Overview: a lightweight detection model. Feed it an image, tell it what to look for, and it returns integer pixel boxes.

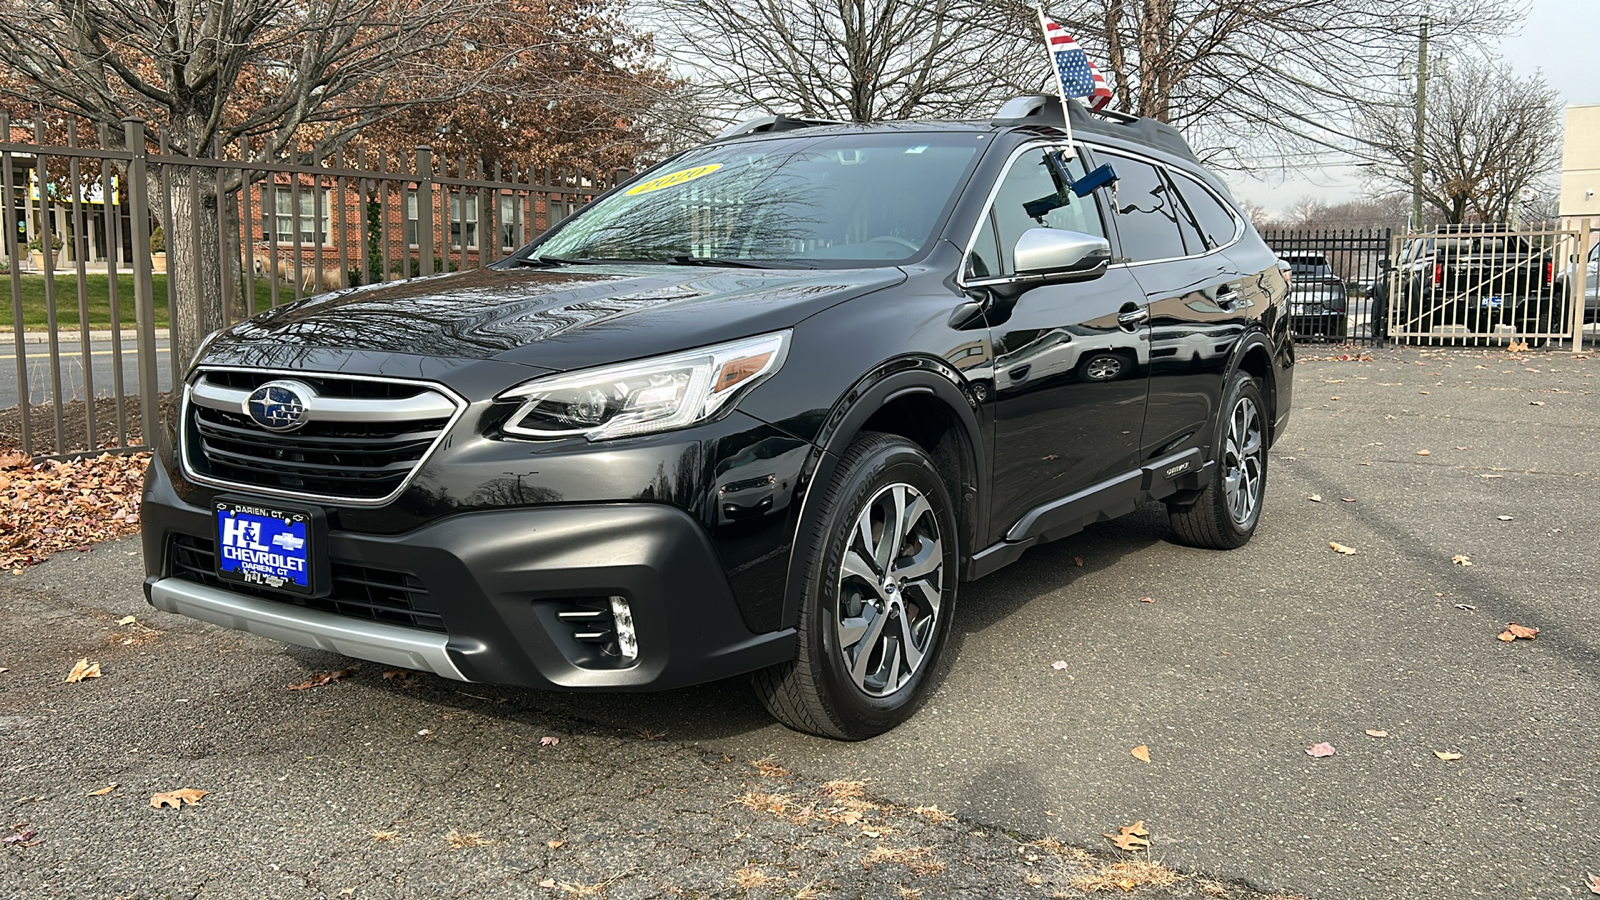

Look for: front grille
[168,535,445,633]
[183,370,459,502]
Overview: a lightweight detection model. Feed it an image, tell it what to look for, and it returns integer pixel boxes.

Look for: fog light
[609,595,638,662]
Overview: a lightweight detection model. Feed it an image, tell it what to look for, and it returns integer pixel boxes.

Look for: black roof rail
[713,114,847,142]
[990,94,1197,163]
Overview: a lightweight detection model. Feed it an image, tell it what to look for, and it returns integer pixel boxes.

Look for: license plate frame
[213,497,329,597]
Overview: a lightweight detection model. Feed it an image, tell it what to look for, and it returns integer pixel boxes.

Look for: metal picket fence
[1260,228,1392,344]
[2,115,619,458]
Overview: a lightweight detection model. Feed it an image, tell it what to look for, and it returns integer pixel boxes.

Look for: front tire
[1168,372,1268,550]
[754,433,958,740]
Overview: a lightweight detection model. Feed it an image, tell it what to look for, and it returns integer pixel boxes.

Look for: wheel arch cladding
[1233,340,1277,443]
[779,360,985,629]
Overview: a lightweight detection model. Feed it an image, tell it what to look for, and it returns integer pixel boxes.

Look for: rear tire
[754,433,958,740]
[1169,371,1268,550]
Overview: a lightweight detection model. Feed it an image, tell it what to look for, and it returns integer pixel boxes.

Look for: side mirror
[1376,257,1391,272]
[1013,228,1111,280]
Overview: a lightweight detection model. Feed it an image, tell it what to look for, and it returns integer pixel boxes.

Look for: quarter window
[1173,174,1241,249]
[1101,155,1185,262]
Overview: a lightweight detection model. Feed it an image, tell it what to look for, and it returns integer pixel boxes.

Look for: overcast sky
[1225,0,1599,215]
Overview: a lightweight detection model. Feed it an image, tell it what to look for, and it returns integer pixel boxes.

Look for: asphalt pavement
[0,336,172,408]
[2,344,1597,899]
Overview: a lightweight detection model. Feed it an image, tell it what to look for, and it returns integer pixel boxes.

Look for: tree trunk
[156,163,226,368]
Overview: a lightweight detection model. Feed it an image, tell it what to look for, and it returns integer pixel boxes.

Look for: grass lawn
[5,273,283,331]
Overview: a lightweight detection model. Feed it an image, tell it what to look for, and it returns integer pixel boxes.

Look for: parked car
[1550,238,1600,328]
[1393,226,1553,334]
[1280,252,1348,340]
[141,95,1294,740]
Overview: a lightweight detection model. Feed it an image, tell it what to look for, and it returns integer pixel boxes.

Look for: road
[2,346,1596,898]
[0,336,172,408]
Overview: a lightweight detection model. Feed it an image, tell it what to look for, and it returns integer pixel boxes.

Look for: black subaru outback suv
[142,96,1293,740]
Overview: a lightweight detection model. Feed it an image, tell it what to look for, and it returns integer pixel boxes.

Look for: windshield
[527,132,983,266]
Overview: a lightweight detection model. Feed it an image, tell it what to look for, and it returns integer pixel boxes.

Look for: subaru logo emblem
[245,380,312,432]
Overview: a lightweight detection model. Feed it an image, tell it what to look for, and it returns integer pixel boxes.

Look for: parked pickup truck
[1393,226,1554,334]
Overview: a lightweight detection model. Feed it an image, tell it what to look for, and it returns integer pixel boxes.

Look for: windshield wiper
[667,255,803,269]
[514,254,593,267]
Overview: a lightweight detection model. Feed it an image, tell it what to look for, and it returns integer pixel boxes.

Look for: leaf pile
[1,451,148,574]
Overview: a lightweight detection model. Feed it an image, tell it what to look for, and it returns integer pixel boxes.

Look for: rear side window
[1173,173,1241,249]
[1101,154,1186,262]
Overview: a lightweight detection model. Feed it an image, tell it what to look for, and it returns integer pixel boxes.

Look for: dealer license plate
[214,500,318,595]
[1480,295,1503,308]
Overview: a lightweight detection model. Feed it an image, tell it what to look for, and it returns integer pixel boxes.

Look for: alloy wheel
[836,483,944,698]
[1222,395,1264,526]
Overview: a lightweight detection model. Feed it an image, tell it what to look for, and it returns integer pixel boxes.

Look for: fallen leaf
[2,829,36,845]
[1497,623,1539,642]
[1073,556,1084,567]
[1306,742,1336,758]
[381,668,414,680]
[1329,542,1357,555]
[1529,401,1545,406]
[1131,745,1150,763]
[1365,730,1388,738]
[64,659,101,682]
[1496,515,1513,521]
[1452,555,1473,567]
[286,668,354,691]
[547,840,565,849]
[539,736,560,746]
[1455,603,1476,610]
[1308,494,1323,502]
[1416,449,1431,456]
[1585,872,1600,895]
[417,729,434,737]
[1050,660,1069,671]
[1138,596,1154,604]
[539,879,557,889]
[1341,497,1356,502]
[116,615,136,626]
[150,788,208,808]
[1508,340,1529,352]
[1432,750,1463,761]
[86,784,118,797]
[1103,821,1150,852]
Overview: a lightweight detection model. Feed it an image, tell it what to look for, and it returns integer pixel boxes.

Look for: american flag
[1042,16,1112,111]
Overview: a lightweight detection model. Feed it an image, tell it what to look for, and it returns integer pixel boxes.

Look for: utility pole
[1411,16,1429,229]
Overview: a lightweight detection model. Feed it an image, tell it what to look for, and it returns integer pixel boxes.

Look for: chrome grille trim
[179,365,469,507]
[190,377,458,422]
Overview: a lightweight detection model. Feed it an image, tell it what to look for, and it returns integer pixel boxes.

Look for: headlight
[497,331,789,441]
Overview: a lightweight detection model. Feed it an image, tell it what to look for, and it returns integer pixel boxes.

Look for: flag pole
[1036,3,1076,154]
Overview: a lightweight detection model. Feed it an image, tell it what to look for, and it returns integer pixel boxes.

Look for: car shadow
[317,503,1175,744]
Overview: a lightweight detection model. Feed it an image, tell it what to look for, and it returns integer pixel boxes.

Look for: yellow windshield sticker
[625,164,722,196]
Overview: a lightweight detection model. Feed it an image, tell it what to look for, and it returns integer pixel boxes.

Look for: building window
[262,187,330,244]
[499,195,520,250]
[450,194,478,250]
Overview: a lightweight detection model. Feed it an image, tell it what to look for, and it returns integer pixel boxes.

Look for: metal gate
[2,116,617,458]
[1261,228,1392,344]
[1384,222,1592,349]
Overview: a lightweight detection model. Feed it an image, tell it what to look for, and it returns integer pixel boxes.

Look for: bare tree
[0,0,500,362]
[1361,55,1562,224]
[640,0,1042,124]
[1048,0,1520,169]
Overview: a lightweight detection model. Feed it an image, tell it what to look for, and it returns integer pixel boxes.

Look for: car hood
[206,264,905,374]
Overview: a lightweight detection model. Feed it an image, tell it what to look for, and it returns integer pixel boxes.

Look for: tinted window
[1174,174,1240,248]
[1102,155,1186,262]
[979,148,1107,277]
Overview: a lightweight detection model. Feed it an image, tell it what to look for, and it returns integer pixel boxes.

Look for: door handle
[1215,286,1238,309]
[1117,306,1149,329]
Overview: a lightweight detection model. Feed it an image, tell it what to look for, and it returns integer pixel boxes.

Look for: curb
[1,329,171,345]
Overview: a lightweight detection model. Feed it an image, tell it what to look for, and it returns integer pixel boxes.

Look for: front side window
[529,132,982,265]
[1101,155,1186,263]
[969,147,1107,278]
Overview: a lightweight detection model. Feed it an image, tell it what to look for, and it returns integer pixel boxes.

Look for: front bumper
[141,461,796,691]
